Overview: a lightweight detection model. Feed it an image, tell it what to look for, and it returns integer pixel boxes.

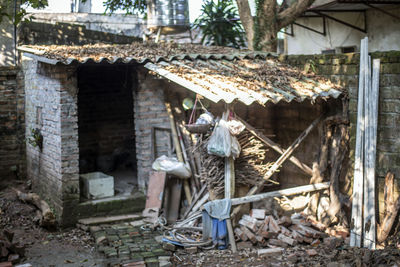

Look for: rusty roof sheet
[18,43,343,105]
[145,58,342,105]
[18,43,252,65]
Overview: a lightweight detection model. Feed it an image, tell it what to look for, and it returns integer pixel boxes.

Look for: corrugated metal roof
[18,43,342,106]
[17,43,255,65]
[308,0,400,11]
[144,58,342,105]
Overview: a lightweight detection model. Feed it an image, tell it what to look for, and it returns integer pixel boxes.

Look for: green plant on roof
[192,0,246,49]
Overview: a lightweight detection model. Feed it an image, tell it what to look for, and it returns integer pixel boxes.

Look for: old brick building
[12,43,400,226]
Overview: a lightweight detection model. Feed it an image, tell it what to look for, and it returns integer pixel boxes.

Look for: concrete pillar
[78,0,91,13]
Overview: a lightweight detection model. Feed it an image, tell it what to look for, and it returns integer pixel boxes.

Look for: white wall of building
[286,5,400,54]
[0,16,15,66]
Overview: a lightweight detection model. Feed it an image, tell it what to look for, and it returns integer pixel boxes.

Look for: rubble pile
[0,230,25,265]
[234,210,349,249]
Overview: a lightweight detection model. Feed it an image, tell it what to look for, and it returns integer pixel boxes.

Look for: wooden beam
[263,115,322,180]
[236,115,313,176]
[350,37,367,247]
[231,182,330,205]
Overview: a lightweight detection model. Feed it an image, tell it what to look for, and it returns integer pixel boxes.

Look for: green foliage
[0,0,47,24]
[102,0,147,15]
[28,128,43,150]
[192,0,245,49]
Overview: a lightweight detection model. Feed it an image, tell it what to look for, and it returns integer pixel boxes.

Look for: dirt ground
[0,182,105,267]
[1,181,400,267]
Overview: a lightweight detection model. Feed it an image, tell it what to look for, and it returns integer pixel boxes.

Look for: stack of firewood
[0,230,25,264]
[234,209,348,248]
[199,130,275,199]
[236,130,274,186]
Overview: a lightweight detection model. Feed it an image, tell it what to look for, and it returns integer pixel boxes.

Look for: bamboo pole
[165,102,192,205]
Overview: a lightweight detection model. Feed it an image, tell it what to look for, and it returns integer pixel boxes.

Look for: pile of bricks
[234,209,348,249]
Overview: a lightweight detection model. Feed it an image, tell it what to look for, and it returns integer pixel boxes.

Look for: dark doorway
[77,65,137,199]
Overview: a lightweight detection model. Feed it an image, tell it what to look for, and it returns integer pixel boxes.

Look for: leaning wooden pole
[231,115,322,219]
[231,182,330,206]
[165,102,192,205]
[236,116,313,176]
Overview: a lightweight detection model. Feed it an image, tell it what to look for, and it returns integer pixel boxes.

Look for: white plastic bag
[227,119,245,136]
[152,155,191,179]
[207,112,241,158]
[207,119,232,157]
[231,136,241,159]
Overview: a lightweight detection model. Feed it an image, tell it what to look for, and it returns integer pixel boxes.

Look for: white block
[80,172,114,199]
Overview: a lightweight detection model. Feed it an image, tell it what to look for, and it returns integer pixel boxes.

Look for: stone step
[78,214,143,225]
[77,192,146,220]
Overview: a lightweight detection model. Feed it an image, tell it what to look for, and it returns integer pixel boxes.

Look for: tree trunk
[255,0,277,52]
[236,0,316,52]
[14,189,56,228]
[236,0,255,50]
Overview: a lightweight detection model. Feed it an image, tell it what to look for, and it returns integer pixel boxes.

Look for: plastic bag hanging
[207,111,241,158]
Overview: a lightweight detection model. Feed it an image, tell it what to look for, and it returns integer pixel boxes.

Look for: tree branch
[277,0,316,29]
[235,0,255,50]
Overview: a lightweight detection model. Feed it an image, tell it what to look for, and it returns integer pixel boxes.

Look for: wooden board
[363,58,380,249]
[145,171,167,211]
[350,37,367,248]
[164,176,182,224]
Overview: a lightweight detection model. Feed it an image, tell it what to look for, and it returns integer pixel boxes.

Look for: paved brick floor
[89,222,172,267]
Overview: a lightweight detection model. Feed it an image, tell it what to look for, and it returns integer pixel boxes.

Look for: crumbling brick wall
[22,57,79,225]
[19,21,141,46]
[0,66,25,182]
[284,51,400,220]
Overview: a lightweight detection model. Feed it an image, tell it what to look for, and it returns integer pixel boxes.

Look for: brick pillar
[134,68,170,192]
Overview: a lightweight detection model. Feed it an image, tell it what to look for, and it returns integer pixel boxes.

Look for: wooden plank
[145,171,167,211]
[164,177,182,224]
[363,58,380,249]
[231,182,330,206]
[236,115,313,176]
[350,37,367,248]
